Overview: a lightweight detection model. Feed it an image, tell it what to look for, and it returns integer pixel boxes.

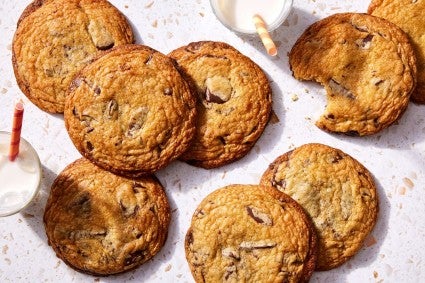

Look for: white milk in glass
[0,131,41,216]
[210,0,293,34]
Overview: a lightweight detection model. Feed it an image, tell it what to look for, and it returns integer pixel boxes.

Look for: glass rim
[209,0,294,35]
[0,131,42,217]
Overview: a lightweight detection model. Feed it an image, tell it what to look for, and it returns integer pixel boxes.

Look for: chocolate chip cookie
[261,143,378,270]
[169,41,272,168]
[64,44,197,177]
[12,0,134,113]
[44,158,170,275]
[289,13,416,136]
[185,184,317,282]
[368,0,425,103]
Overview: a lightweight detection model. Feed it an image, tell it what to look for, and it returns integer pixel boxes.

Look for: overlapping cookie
[169,41,272,168]
[12,0,134,113]
[261,143,378,270]
[185,184,317,282]
[64,44,197,177]
[368,0,425,103]
[44,158,170,275]
[289,13,417,136]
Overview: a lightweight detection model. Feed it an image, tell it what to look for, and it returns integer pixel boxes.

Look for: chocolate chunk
[163,87,173,96]
[105,99,119,120]
[328,79,355,99]
[124,249,146,266]
[205,88,226,104]
[240,240,276,250]
[246,206,273,226]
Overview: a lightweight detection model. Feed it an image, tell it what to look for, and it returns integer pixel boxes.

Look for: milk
[210,0,293,34]
[0,131,41,216]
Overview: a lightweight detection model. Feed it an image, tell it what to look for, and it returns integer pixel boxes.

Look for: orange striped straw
[8,100,24,161]
[253,14,277,56]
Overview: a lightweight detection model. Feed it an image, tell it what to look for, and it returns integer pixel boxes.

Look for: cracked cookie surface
[261,143,378,270]
[289,13,416,136]
[368,0,425,103]
[12,0,134,113]
[64,44,197,177]
[43,158,170,275]
[185,184,317,283]
[169,41,272,168]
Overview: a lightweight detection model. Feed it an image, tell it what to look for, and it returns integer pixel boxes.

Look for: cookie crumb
[2,245,8,254]
[1,88,7,94]
[152,20,158,28]
[145,1,154,8]
[124,5,128,8]
[398,186,406,195]
[403,177,414,188]
[291,94,299,101]
[199,12,205,17]
[164,264,172,272]
[23,213,35,218]
[373,271,378,278]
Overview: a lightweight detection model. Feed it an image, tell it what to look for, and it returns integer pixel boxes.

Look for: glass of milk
[210,0,293,35]
[0,131,42,217]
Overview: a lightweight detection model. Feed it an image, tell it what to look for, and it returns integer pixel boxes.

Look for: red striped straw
[8,100,24,161]
[253,14,278,56]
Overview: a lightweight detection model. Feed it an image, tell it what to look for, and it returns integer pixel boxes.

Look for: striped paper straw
[8,100,24,161]
[253,14,277,56]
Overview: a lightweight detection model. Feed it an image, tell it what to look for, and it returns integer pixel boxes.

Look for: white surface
[1,0,425,282]
[0,132,41,217]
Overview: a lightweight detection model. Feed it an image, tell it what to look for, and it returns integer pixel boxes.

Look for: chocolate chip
[186,231,194,245]
[72,107,79,117]
[218,136,226,145]
[86,141,94,151]
[328,79,355,100]
[331,152,343,163]
[351,23,369,33]
[144,53,153,65]
[126,107,149,137]
[272,178,286,189]
[132,182,147,193]
[163,88,173,96]
[205,88,226,104]
[71,192,91,214]
[93,86,101,95]
[246,206,273,226]
[124,249,146,266]
[240,240,276,250]
[105,99,119,120]
[222,248,240,260]
[356,34,374,49]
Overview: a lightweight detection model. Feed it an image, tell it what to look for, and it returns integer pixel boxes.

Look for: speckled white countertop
[1,0,424,282]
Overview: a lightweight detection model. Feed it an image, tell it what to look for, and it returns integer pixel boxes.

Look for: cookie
[261,143,379,270]
[12,0,134,113]
[185,184,317,282]
[43,158,170,275]
[169,41,272,168]
[64,44,197,177]
[289,13,416,136]
[368,0,425,103]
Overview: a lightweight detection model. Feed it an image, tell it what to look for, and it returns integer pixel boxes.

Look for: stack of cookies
[12,0,273,276]
[185,143,379,281]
